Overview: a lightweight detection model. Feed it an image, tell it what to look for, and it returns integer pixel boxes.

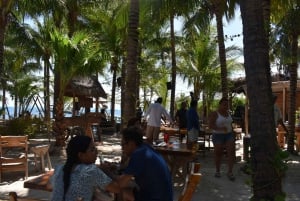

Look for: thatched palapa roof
[64,76,107,99]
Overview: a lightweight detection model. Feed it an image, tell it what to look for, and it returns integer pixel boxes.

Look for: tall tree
[210,0,236,99]
[271,0,300,153]
[0,0,15,118]
[123,0,139,126]
[240,0,284,200]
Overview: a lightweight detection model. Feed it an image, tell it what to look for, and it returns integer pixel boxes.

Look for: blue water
[4,106,121,119]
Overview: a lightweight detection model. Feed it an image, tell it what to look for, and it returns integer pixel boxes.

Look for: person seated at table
[175,101,188,141]
[51,135,133,201]
[118,126,173,201]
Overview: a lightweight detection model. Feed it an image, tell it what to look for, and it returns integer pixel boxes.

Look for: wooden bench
[30,144,52,172]
[178,162,201,201]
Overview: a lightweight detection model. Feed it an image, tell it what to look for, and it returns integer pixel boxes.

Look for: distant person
[144,97,173,144]
[100,108,107,120]
[136,107,143,122]
[273,95,288,133]
[175,101,188,141]
[186,100,200,149]
[51,135,131,201]
[119,127,173,201]
[208,97,235,181]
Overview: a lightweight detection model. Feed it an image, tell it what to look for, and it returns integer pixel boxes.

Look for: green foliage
[247,150,289,201]
[0,117,45,138]
[232,96,246,111]
[272,149,289,177]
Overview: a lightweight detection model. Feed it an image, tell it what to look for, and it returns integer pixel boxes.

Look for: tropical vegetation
[0,0,299,200]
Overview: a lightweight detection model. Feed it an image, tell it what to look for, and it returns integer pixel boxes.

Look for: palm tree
[123,0,139,126]
[0,1,16,119]
[25,17,55,123]
[50,30,101,145]
[271,0,300,153]
[240,0,284,199]
[82,2,128,123]
[148,0,201,117]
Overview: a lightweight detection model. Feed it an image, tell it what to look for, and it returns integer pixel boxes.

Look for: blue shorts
[212,132,234,144]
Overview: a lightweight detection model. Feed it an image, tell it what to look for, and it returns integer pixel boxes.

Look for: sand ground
[0,133,299,201]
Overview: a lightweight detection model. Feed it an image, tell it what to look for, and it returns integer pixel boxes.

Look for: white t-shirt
[144,103,172,127]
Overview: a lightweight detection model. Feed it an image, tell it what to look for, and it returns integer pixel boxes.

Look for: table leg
[46,152,52,170]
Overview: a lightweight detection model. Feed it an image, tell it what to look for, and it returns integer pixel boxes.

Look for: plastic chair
[0,135,28,182]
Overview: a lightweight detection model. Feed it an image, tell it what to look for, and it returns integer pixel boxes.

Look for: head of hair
[63,135,92,199]
[190,100,198,108]
[219,97,229,105]
[121,127,143,146]
[181,101,187,108]
[156,97,163,103]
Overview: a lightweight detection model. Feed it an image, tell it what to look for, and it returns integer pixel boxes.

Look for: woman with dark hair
[208,97,235,181]
[51,135,121,201]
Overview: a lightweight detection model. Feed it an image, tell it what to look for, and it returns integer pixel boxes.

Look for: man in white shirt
[144,97,173,144]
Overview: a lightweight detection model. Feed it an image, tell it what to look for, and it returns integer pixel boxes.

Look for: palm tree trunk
[110,57,118,124]
[287,33,298,153]
[44,58,51,122]
[53,97,65,146]
[215,8,228,98]
[0,9,7,119]
[123,0,139,126]
[170,12,176,118]
[240,0,283,199]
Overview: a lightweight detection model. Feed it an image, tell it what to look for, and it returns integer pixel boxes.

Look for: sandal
[227,173,235,181]
[214,172,221,178]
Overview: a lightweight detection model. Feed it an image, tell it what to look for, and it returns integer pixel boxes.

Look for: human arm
[278,119,289,133]
[103,173,135,201]
[162,108,173,124]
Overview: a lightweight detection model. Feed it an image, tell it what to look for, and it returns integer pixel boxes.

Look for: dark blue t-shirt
[123,144,173,201]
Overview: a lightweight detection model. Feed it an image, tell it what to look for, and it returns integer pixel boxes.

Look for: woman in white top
[209,97,235,181]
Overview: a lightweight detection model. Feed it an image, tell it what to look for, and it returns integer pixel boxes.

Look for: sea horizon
[4,106,121,120]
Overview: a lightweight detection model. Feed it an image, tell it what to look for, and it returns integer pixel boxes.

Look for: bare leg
[213,143,224,173]
[225,140,235,174]
[146,126,154,144]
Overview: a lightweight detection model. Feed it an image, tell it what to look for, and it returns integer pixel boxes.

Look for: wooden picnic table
[154,143,197,183]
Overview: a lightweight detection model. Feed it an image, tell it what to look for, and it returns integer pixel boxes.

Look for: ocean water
[4,106,121,119]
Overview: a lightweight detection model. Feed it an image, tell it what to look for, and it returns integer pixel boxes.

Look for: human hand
[121,188,135,201]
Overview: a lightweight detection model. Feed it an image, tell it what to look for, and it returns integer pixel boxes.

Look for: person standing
[175,101,188,141]
[118,127,173,201]
[273,95,288,133]
[186,100,200,149]
[144,97,173,144]
[208,97,235,181]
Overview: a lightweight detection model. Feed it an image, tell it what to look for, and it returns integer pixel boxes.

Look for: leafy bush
[0,117,45,138]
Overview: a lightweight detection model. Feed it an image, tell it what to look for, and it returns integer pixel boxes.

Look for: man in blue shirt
[186,100,200,149]
[117,127,173,201]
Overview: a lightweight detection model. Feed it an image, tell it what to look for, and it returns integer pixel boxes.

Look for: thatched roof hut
[64,76,107,99]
